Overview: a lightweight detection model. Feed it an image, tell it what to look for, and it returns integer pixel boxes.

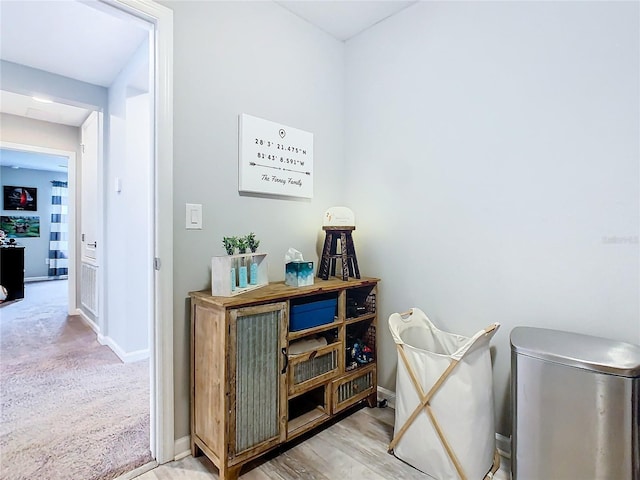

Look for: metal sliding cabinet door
[229,302,288,460]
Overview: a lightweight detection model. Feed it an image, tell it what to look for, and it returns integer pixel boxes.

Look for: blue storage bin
[290,298,337,332]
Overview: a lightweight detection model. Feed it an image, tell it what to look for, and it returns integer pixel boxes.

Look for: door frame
[1,0,174,465]
[102,0,175,464]
[0,141,77,311]
[79,110,106,339]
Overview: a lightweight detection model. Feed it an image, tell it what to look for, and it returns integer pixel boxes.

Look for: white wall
[0,113,80,156]
[0,166,68,278]
[0,60,107,112]
[161,0,345,439]
[104,37,152,359]
[345,1,639,435]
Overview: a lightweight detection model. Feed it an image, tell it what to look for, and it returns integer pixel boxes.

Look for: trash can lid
[511,327,640,377]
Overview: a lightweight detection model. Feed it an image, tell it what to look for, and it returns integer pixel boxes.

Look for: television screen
[3,186,37,211]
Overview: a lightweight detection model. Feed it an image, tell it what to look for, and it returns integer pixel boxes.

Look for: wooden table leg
[329,234,338,277]
[346,233,360,279]
[340,232,349,280]
[220,464,242,480]
[191,439,201,458]
[319,232,333,280]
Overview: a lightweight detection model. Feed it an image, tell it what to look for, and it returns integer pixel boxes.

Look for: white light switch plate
[186,203,202,229]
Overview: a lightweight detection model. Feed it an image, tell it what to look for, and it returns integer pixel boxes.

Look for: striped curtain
[48,180,68,277]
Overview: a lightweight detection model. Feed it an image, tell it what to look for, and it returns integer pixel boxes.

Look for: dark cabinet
[0,246,25,302]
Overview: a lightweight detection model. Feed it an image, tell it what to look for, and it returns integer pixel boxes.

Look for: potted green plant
[222,236,238,291]
[247,232,260,285]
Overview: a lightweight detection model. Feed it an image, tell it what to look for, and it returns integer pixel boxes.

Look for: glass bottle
[238,256,248,288]
[250,256,258,285]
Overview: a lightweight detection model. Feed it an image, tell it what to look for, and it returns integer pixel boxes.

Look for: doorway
[0,0,174,465]
[0,142,77,310]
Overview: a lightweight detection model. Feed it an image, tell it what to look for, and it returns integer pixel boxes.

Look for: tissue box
[286,261,314,287]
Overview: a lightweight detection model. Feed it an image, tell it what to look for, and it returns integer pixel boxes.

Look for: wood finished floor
[133,406,511,480]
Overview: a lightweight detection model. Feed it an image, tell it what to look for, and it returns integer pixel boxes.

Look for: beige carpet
[0,280,152,480]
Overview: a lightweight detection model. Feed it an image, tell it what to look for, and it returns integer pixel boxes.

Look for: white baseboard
[377,386,396,409]
[174,436,191,461]
[77,310,149,363]
[78,309,100,335]
[102,335,150,363]
[496,432,511,459]
[25,275,68,283]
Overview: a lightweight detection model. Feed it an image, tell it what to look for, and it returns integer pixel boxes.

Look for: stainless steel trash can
[511,327,640,480]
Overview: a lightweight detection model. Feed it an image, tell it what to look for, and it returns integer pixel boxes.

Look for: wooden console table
[190,277,379,480]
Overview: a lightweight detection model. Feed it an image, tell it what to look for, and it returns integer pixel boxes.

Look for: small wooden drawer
[331,364,376,414]
[288,343,340,396]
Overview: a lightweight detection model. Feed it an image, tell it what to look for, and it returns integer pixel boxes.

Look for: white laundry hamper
[388,308,500,480]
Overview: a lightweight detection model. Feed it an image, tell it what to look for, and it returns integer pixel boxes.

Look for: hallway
[0,280,151,480]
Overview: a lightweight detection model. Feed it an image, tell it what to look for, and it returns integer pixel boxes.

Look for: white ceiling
[0,0,415,94]
[0,0,416,171]
[276,1,417,41]
[0,0,150,171]
[0,148,69,174]
[0,90,91,127]
[0,0,150,88]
